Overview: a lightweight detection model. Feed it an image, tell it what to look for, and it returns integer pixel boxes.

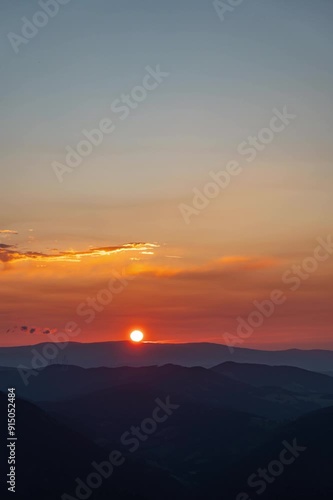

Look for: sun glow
[130,330,144,342]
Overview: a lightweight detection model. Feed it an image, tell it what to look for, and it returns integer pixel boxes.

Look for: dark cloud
[4,325,55,336]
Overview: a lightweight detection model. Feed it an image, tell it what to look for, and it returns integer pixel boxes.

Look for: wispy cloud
[128,255,282,279]
[0,242,159,267]
[0,229,18,234]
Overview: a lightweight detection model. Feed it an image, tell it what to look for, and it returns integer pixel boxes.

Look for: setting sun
[130,330,144,343]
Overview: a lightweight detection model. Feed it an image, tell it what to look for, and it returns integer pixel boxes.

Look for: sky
[0,0,333,349]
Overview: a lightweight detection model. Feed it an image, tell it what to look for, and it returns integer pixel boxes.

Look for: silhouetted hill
[1,340,333,371]
[41,389,276,491]
[204,406,333,499]
[0,364,144,401]
[36,364,331,427]
[212,361,333,394]
[2,360,333,500]
[7,381,332,500]
[1,363,329,420]
[0,392,186,500]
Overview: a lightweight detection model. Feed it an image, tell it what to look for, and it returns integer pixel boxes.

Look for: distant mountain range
[0,362,332,419]
[1,340,333,372]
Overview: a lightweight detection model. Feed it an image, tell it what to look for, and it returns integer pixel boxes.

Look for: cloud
[5,325,57,336]
[128,255,282,280]
[0,230,18,234]
[0,242,159,267]
[216,255,280,270]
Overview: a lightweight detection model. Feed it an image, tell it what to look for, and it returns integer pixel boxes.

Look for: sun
[130,330,144,343]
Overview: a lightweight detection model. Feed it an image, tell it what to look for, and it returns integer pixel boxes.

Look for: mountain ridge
[1,340,333,372]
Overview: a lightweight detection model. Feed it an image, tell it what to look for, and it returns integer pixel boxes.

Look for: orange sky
[1,231,332,349]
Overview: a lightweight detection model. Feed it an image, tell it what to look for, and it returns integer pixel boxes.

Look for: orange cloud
[0,242,159,268]
[128,255,281,279]
[216,255,281,270]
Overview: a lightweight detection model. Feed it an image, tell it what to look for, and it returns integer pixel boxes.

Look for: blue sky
[1,0,332,236]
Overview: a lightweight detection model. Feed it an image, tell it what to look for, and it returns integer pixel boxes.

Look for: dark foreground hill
[204,406,333,500]
[0,392,186,500]
[1,390,333,499]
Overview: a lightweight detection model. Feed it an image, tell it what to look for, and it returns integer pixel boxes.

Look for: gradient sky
[1,0,333,348]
